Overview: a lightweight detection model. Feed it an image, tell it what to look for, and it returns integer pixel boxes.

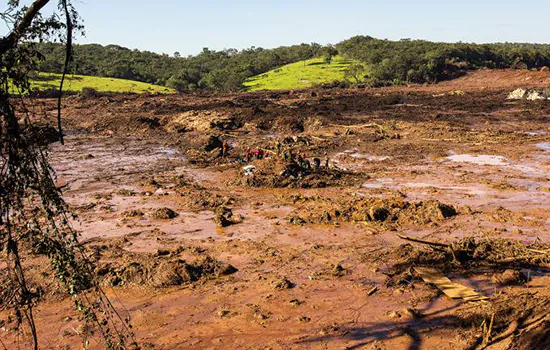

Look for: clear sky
[3,1,550,55]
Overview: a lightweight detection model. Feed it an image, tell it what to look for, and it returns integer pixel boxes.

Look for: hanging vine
[0,1,134,348]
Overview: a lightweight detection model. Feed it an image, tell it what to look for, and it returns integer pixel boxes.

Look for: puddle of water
[335,149,391,162]
[536,143,550,152]
[446,154,508,166]
[349,153,391,161]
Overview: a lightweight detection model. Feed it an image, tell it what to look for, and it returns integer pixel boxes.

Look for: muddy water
[40,132,550,349]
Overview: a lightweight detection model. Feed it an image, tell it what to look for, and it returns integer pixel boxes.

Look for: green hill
[24,73,175,94]
[244,56,356,91]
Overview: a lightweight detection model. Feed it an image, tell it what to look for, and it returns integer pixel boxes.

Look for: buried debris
[272,277,295,290]
[396,234,550,267]
[414,267,488,302]
[372,236,550,299]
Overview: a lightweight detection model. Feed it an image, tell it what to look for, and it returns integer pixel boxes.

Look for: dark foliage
[337,35,550,85]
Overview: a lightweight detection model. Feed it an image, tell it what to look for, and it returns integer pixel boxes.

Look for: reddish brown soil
[3,69,550,349]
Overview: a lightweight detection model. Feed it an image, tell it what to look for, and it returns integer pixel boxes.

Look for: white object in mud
[446,154,508,166]
[242,165,256,176]
[507,88,527,100]
[526,90,545,101]
[507,88,550,100]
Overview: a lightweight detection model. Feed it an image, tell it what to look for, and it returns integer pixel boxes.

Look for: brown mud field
[3,70,550,349]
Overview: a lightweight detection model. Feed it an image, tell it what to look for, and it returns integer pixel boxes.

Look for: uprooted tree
[1,1,132,348]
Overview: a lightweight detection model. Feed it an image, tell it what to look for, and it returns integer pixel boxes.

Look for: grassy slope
[244,56,355,91]
[26,72,175,94]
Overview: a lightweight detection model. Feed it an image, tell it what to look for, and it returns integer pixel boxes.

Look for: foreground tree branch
[1,1,134,348]
[0,0,50,53]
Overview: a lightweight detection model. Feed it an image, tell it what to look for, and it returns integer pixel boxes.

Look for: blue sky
[3,1,550,55]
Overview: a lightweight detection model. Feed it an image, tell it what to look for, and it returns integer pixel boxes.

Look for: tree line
[337,36,550,86]
[36,42,329,92]
[36,36,550,92]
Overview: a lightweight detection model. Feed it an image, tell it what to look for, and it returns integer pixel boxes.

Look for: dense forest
[337,36,550,86]
[36,36,550,92]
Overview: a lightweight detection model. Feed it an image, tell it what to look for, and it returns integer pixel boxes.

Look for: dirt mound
[97,255,237,288]
[347,198,457,225]
[375,237,550,277]
[287,197,457,227]
[240,159,357,188]
[150,207,179,219]
[166,110,241,133]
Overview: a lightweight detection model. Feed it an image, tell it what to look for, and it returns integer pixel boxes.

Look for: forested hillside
[337,36,550,85]
[36,37,550,92]
[36,43,327,92]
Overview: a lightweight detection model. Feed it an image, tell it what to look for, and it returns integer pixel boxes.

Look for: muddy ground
[3,70,550,349]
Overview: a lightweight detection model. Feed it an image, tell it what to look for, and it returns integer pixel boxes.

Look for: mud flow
[3,70,550,349]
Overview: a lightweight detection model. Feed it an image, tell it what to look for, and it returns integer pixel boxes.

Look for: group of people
[245,148,273,161]
[244,140,330,171]
[221,137,330,170]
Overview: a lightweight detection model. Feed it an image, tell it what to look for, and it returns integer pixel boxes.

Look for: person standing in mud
[324,152,330,168]
[276,140,282,157]
[313,157,321,170]
[297,153,304,167]
[222,140,230,159]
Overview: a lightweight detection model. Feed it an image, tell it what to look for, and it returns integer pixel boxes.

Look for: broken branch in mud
[397,234,450,248]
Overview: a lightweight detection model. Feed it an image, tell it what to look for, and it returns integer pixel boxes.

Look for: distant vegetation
[23,72,174,94]
[337,36,550,86]
[244,56,356,91]
[36,42,330,92]
[34,37,550,93]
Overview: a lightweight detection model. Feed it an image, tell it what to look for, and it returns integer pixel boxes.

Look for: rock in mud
[204,135,223,152]
[122,209,144,218]
[492,269,528,286]
[330,264,347,277]
[272,277,295,290]
[151,207,179,219]
[214,206,243,227]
